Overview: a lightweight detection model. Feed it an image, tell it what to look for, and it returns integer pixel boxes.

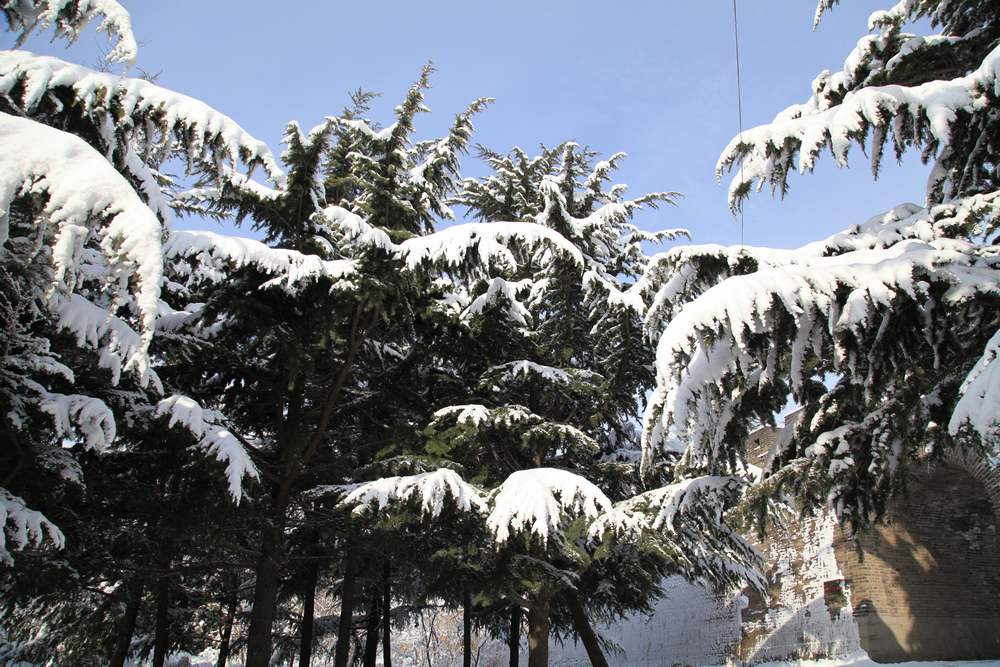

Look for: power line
[731,0,746,248]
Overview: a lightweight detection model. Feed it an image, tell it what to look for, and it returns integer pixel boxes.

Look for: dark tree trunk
[382,562,392,667]
[242,305,371,667]
[508,605,521,667]
[363,591,381,667]
[245,520,285,667]
[299,560,320,667]
[152,577,170,667]
[216,578,239,667]
[565,592,608,667]
[333,557,358,667]
[463,589,473,667]
[526,603,549,667]
[109,579,143,667]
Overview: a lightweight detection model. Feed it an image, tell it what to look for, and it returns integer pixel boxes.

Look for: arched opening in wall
[833,462,1000,662]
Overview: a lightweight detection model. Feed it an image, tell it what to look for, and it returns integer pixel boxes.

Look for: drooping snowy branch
[2,0,138,66]
[646,237,996,451]
[48,293,158,389]
[398,221,584,274]
[0,51,285,185]
[23,378,115,450]
[340,468,487,519]
[461,277,532,325]
[163,230,357,293]
[588,475,762,590]
[717,42,1000,210]
[319,203,590,284]
[486,360,575,386]
[0,489,64,565]
[641,194,1000,522]
[430,404,539,430]
[486,468,612,545]
[642,197,992,336]
[155,395,260,503]
[950,327,1000,445]
[0,112,164,383]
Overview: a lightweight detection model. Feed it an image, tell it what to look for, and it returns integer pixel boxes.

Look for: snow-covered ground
[155,650,1000,667]
[733,657,1000,667]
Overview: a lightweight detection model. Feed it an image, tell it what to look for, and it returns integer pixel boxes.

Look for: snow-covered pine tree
[642,0,1000,530]
[168,65,603,665]
[0,3,270,574]
[1,415,253,666]
[417,144,753,667]
[163,80,450,665]
[451,143,686,478]
[0,6,284,664]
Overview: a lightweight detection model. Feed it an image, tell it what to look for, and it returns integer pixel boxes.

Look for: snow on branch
[488,360,572,385]
[646,238,995,452]
[164,230,357,293]
[336,118,398,143]
[49,293,158,388]
[173,165,282,215]
[431,404,539,430]
[314,205,395,252]
[486,468,612,545]
[645,204,995,409]
[641,194,1000,510]
[340,468,487,519]
[717,42,1000,210]
[0,489,64,565]
[588,475,762,589]
[0,112,163,384]
[461,277,532,325]
[590,476,741,538]
[482,360,603,390]
[398,221,584,273]
[23,379,115,450]
[155,395,259,503]
[950,327,1000,445]
[0,51,285,185]
[640,198,989,335]
[320,205,586,280]
[3,0,138,66]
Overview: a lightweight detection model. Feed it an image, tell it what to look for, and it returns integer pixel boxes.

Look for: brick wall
[552,426,1000,666]
[743,425,1000,664]
[738,508,862,663]
[833,462,1000,661]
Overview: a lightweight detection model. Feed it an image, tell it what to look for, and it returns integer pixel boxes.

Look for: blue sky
[7,1,933,249]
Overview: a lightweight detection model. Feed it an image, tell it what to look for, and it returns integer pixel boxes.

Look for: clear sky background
[6,1,935,249]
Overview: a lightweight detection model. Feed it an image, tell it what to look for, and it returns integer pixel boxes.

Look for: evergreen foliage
[644,0,1000,532]
[7,2,990,666]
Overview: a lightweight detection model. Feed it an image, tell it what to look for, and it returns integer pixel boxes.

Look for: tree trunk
[152,577,170,667]
[463,589,473,667]
[363,591,381,667]
[565,592,608,667]
[243,307,370,667]
[245,520,286,667]
[216,578,239,667]
[333,556,358,667]
[299,560,320,667]
[382,562,392,667]
[109,579,143,667]
[508,605,521,667]
[526,603,549,667]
